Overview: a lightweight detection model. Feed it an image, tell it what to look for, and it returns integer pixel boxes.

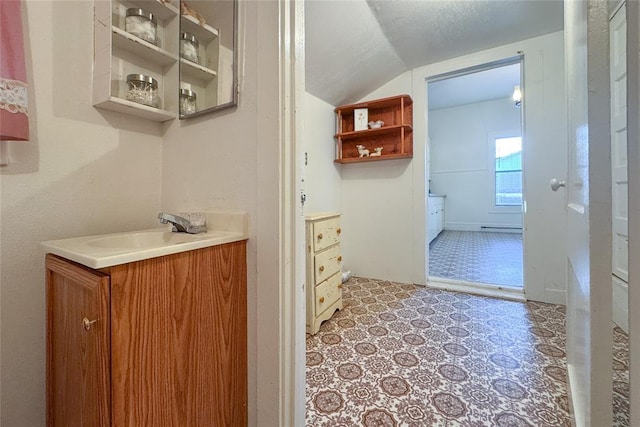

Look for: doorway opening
[426,59,525,291]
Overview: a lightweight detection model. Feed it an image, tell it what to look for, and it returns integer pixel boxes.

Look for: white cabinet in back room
[428,195,445,243]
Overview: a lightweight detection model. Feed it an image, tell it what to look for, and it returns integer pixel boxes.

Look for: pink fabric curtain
[0,0,29,141]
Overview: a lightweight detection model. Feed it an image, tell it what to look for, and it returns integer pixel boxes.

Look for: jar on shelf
[180,32,200,64]
[126,74,159,108]
[180,89,197,115]
[125,8,158,45]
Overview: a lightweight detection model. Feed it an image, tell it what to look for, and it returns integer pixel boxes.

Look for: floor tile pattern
[429,231,523,287]
[306,277,571,426]
[613,325,630,427]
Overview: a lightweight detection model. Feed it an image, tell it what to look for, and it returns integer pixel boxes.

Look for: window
[495,136,522,206]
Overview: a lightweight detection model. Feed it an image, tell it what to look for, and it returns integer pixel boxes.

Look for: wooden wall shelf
[335,153,413,164]
[334,94,413,163]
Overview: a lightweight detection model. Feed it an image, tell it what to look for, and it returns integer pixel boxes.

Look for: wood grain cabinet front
[46,240,248,427]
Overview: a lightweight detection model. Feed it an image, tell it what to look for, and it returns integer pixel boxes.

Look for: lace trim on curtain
[0,78,28,115]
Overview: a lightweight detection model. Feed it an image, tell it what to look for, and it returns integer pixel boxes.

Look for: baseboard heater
[480,226,522,230]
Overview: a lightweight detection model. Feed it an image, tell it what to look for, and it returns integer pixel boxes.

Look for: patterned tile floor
[613,325,630,426]
[429,231,523,288]
[306,277,571,426]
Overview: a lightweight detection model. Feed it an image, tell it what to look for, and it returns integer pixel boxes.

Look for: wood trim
[335,153,413,164]
[46,254,111,427]
[46,254,109,286]
[335,124,413,140]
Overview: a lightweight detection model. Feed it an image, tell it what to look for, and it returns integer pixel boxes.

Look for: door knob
[550,178,566,192]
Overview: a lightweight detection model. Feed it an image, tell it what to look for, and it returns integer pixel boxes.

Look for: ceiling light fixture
[512,85,522,107]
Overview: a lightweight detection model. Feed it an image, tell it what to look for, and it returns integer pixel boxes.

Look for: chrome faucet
[158,213,207,234]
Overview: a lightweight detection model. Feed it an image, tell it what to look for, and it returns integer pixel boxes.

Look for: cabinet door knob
[82,317,98,331]
[319,297,325,303]
[319,265,325,272]
[337,228,342,234]
[317,233,323,240]
[337,256,342,262]
[338,284,343,289]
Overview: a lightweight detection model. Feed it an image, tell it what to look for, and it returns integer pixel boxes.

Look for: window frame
[488,131,523,213]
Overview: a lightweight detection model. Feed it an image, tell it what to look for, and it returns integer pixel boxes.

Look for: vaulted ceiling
[305,0,564,107]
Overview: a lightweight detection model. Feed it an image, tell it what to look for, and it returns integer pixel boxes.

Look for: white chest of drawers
[305,212,343,334]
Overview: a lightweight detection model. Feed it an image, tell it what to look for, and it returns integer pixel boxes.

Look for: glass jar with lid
[180,89,197,115]
[126,74,159,108]
[180,32,200,64]
[125,8,158,45]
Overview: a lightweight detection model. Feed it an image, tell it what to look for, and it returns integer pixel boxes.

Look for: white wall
[340,73,414,282]
[0,1,164,424]
[302,93,342,214]
[1,1,284,425]
[429,97,523,231]
[345,31,567,303]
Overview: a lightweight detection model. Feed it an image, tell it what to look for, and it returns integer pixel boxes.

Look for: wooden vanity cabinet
[46,255,111,426]
[46,240,248,426]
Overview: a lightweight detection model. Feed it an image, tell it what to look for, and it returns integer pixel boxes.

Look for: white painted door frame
[278,0,306,425]
[564,1,612,425]
[610,2,629,333]
[413,33,568,305]
[625,1,640,423]
[425,58,526,297]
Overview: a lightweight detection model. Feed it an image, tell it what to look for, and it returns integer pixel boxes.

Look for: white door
[564,1,613,426]
[611,3,629,331]
[625,2,640,425]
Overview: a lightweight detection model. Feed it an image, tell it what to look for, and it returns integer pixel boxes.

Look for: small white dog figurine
[370,147,383,157]
[356,144,370,157]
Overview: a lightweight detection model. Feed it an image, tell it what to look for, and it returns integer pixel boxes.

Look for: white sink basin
[86,230,218,249]
[41,211,248,268]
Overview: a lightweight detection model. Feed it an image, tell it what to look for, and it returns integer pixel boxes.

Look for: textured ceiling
[305,0,406,107]
[305,0,563,107]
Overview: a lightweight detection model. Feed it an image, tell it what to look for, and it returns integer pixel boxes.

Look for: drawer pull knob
[337,228,342,234]
[337,256,342,262]
[319,265,325,272]
[318,233,323,240]
[319,297,325,303]
[82,317,97,331]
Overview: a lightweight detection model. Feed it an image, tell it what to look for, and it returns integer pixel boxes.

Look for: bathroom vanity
[42,212,248,426]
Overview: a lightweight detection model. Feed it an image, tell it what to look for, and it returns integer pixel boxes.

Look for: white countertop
[41,211,248,269]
